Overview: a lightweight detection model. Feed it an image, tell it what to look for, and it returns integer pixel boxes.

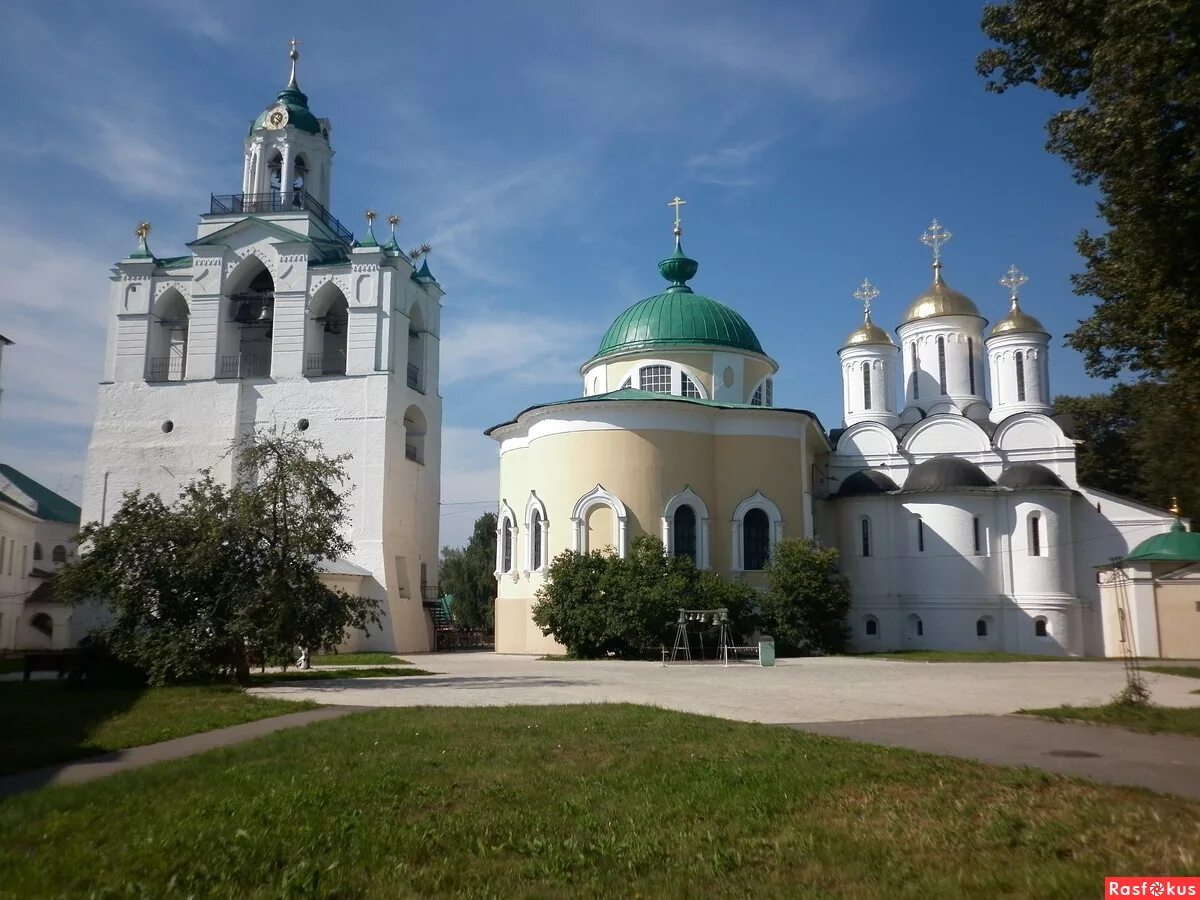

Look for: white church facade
[79,46,442,652]
[488,213,1176,657]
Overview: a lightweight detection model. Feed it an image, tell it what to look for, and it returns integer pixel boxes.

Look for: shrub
[761,539,851,655]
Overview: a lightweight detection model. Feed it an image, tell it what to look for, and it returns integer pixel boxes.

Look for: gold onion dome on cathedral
[990,265,1046,336]
[842,279,894,348]
[901,219,982,324]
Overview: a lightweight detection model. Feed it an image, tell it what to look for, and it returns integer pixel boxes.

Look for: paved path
[791,715,1200,800]
[0,706,364,799]
[251,652,1200,725]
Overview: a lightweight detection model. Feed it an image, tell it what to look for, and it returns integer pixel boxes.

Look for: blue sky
[0,0,1106,549]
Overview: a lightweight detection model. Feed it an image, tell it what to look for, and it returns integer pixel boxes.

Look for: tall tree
[58,428,380,684]
[439,512,497,631]
[978,1,1200,381]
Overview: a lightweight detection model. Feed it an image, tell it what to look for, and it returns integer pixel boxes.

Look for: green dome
[253,87,322,136]
[1126,519,1200,563]
[593,241,764,359]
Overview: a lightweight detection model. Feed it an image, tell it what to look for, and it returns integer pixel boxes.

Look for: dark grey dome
[903,456,995,491]
[997,463,1068,489]
[836,469,899,498]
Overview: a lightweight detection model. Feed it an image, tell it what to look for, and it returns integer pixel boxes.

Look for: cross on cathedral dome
[901,219,982,324]
[990,265,1047,336]
[252,39,324,136]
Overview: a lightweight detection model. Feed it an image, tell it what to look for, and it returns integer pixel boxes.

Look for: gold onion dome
[990,301,1047,336]
[843,316,894,348]
[902,263,982,324]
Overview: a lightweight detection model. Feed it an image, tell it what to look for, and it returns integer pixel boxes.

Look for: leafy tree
[978,1,1200,382]
[1055,382,1200,516]
[760,539,851,655]
[532,536,763,659]
[439,512,497,630]
[57,428,380,685]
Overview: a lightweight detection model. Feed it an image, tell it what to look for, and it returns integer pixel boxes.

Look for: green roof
[484,388,825,436]
[592,241,764,360]
[0,465,81,524]
[1125,519,1200,563]
[253,86,322,136]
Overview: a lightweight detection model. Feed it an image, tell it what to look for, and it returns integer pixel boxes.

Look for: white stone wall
[898,315,987,415]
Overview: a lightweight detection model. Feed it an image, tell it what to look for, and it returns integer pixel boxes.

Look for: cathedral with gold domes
[488,211,1177,657]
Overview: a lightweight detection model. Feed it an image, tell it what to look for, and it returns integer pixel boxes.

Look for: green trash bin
[759,636,775,667]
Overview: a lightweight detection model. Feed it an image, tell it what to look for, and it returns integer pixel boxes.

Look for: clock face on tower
[265,106,289,129]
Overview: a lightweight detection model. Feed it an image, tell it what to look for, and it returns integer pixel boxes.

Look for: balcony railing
[304,352,347,376]
[219,354,268,378]
[407,363,423,393]
[147,357,185,382]
[209,191,354,246]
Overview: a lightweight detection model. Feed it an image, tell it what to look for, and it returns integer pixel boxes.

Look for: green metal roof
[253,87,322,136]
[0,465,81,524]
[484,388,826,437]
[1125,519,1200,563]
[592,241,764,360]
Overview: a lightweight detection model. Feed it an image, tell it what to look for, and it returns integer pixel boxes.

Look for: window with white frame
[501,517,513,573]
[764,377,773,407]
[750,384,763,406]
[530,509,543,571]
[681,372,702,399]
[639,365,671,393]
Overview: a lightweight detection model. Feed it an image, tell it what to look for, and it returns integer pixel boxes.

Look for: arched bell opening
[306,284,348,376]
[223,260,274,378]
[147,289,189,382]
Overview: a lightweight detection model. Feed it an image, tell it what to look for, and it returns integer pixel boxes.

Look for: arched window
[227,263,274,378]
[864,616,879,637]
[620,376,632,389]
[30,613,53,638]
[937,336,947,394]
[530,509,543,571]
[750,384,763,406]
[673,505,697,561]
[407,303,426,392]
[764,378,773,407]
[268,151,283,192]
[1029,513,1042,557]
[32,543,42,562]
[639,365,671,393]
[973,516,982,555]
[976,618,989,637]
[308,285,348,376]
[743,508,770,570]
[571,484,628,557]
[915,515,925,553]
[967,338,976,394]
[862,362,872,410]
[501,517,513,574]
[908,613,923,638]
[860,516,871,557]
[292,155,308,192]
[910,342,920,400]
[403,405,427,465]
[681,372,702,399]
[1016,351,1026,402]
[51,545,67,564]
[1034,617,1048,638]
[148,289,189,382]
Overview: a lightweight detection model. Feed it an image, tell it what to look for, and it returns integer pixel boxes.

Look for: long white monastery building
[80,46,442,652]
[488,215,1175,657]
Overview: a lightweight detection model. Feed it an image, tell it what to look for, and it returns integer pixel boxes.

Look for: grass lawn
[2,706,1198,897]
[0,681,314,777]
[1146,665,1200,680]
[310,651,411,666]
[856,650,1086,663]
[1023,703,1200,737]
[252,666,431,685]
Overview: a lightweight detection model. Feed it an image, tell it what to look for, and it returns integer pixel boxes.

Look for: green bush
[761,539,851,655]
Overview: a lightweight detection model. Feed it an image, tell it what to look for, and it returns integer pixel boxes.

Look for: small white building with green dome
[488,215,1179,657]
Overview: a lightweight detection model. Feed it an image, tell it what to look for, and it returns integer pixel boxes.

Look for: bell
[234,300,253,323]
[257,303,274,323]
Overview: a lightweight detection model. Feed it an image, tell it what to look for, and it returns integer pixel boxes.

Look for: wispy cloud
[686,138,778,188]
[441,313,596,388]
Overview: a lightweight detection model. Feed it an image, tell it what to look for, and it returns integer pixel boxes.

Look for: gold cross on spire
[668,196,687,236]
[999,264,1029,300]
[853,278,880,320]
[920,218,953,264]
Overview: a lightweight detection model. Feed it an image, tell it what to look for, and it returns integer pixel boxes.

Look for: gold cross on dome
[920,218,953,263]
[853,278,880,318]
[999,264,1029,299]
[668,196,687,233]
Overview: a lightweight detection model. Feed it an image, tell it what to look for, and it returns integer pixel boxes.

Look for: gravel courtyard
[250,653,1200,724]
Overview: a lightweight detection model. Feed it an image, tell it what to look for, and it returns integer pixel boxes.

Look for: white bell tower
[987,265,1052,421]
[242,40,333,208]
[839,279,900,428]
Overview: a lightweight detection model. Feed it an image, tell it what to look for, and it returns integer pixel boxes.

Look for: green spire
[359,210,379,248]
[383,214,401,253]
[130,221,155,260]
[413,258,436,283]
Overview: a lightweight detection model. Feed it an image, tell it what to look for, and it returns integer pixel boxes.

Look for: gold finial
[668,196,687,238]
[364,209,376,225]
[1170,497,1181,516]
[387,214,400,229]
[287,37,302,89]
[135,221,151,240]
